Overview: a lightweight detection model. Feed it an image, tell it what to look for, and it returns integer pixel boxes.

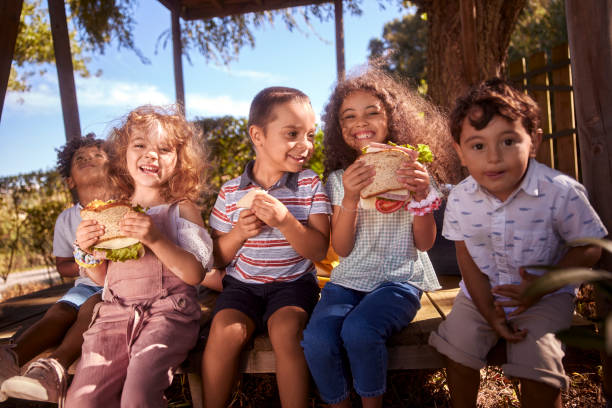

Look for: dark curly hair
[322,65,458,184]
[107,105,209,203]
[55,133,107,179]
[449,77,541,143]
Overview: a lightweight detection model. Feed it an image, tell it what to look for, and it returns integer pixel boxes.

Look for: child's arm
[456,240,527,342]
[331,161,375,257]
[55,257,79,278]
[212,209,264,267]
[492,244,603,315]
[120,203,205,286]
[250,194,330,261]
[398,160,436,251]
[75,218,108,285]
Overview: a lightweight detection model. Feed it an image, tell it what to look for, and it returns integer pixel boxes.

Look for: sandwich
[236,188,269,209]
[357,142,434,213]
[80,199,145,262]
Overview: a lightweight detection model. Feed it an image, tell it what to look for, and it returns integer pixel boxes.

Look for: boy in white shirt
[429,78,607,408]
[0,134,113,403]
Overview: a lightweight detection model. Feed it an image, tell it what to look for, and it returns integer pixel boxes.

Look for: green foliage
[0,170,72,281]
[507,0,567,61]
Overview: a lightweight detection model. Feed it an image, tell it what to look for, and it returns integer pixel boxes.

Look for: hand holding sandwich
[341,160,376,211]
[397,160,430,201]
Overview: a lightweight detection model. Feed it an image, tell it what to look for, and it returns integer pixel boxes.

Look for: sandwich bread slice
[80,200,144,261]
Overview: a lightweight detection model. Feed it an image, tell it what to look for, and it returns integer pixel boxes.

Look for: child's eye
[288,131,298,138]
[503,138,515,146]
[368,111,379,116]
[472,143,484,151]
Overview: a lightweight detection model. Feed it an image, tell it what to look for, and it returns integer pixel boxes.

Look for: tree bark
[417,0,526,109]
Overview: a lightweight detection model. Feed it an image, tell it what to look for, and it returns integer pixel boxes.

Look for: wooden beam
[459,0,478,86]
[0,0,23,123]
[334,0,345,82]
[182,0,330,20]
[48,0,81,141]
[565,0,612,236]
[171,9,186,110]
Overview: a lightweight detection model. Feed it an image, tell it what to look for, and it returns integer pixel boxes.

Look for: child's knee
[46,301,78,322]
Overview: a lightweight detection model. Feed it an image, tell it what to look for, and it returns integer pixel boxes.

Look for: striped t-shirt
[209,161,332,284]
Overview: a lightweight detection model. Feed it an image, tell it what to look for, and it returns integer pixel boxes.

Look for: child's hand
[342,160,375,205]
[491,268,539,317]
[120,211,161,247]
[234,209,265,240]
[250,194,289,228]
[490,304,528,342]
[397,160,430,201]
[75,219,104,253]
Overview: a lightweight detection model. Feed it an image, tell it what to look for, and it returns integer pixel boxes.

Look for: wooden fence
[507,43,580,181]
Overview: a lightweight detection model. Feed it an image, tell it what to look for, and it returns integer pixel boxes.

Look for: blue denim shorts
[57,283,103,310]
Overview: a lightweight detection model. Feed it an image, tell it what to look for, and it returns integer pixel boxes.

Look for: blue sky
[0,1,409,177]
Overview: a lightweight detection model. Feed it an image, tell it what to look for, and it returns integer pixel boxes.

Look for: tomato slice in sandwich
[375,198,404,214]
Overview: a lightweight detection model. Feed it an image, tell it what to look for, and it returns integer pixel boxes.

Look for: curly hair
[322,65,458,184]
[55,133,107,179]
[107,105,209,204]
[449,77,541,143]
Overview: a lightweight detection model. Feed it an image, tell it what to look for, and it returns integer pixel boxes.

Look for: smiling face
[126,123,178,191]
[251,100,316,176]
[455,112,541,202]
[339,90,388,152]
[67,146,109,189]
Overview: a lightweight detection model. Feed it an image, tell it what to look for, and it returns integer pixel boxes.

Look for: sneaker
[0,357,66,405]
[0,343,20,402]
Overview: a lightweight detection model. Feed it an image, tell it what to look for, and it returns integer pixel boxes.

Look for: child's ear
[66,176,76,190]
[453,142,466,167]
[530,128,543,157]
[249,125,265,147]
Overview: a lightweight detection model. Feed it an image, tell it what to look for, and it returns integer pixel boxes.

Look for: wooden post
[48,0,81,141]
[334,0,345,82]
[0,0,24,122]
[565,0,612,232]
[171,8,185,111]
[566,0,612,400]
[528,52,554,168]
[551,45,578,180]
[459,0,478,86]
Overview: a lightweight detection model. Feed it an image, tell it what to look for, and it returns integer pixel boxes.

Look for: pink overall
[65,204,201,408]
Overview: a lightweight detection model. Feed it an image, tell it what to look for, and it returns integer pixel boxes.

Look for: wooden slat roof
[159,0,331,21]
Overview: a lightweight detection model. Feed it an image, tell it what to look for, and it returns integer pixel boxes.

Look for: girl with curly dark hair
[302,66,451,408]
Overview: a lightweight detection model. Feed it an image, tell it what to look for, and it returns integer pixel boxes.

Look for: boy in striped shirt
[202,87,331,408]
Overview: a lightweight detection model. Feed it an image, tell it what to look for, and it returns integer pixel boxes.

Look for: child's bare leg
[49,293,101,368]
[361,395,383,408]
[267,306,309,408]
[445,357,480,408]
[202,309,255,408]
[329,399,351,408]
[519,378,562,408]
[13,302,77,364]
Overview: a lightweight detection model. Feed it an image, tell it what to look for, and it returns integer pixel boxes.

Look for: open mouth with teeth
[354,131,375,140]
[140,164,159,175]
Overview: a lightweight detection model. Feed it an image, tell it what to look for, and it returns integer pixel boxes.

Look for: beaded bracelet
[405,187,442,216]
[73,244,103,268]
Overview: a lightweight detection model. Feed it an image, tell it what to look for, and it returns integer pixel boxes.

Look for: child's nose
[487,146,502,162]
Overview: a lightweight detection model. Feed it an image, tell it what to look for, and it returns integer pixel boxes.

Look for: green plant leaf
[569,238,612,254]
[522,267,612,300]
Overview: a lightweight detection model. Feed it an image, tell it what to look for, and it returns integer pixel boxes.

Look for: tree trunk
[420,0,526,109]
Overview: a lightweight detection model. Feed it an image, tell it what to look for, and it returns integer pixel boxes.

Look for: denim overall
[66,204,201,408]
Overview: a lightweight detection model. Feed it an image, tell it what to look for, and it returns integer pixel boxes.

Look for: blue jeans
[301,281,421,404]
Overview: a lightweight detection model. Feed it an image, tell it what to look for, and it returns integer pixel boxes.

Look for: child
[301,66,451,408]
[64,105,213,407]
[428,78,607,408]
[202,87,331,408]
[0,134,111,403]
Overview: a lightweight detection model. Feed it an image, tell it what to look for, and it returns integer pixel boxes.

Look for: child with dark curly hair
[301,66,454,407]
[1,134,112,404]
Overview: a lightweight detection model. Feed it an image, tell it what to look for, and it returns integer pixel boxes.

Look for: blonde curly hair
[108,105,209,203]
